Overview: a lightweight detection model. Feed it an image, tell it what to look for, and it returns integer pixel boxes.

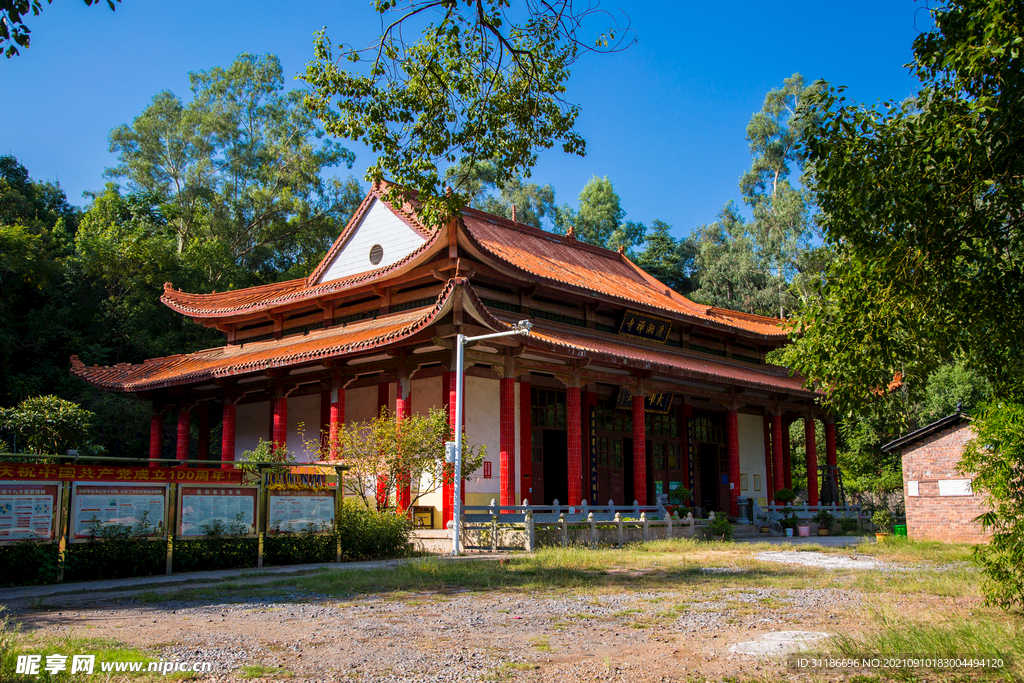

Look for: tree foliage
[107,53,361,287]
[322,407,485,511]
[302,0,633,227]
[0,394,92,454]
[445,159,555,229]
[781,1,1024,412]
[688,74,823,318]
[1,0,119,58]
[960,401,1024,610]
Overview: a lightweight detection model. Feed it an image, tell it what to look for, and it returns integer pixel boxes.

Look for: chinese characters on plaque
[618,309,673,345]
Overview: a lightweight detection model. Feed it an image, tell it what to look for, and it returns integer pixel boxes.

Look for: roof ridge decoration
[73,278,483,393]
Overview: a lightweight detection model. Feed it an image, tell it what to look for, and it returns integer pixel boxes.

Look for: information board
[72,483,166,539]
[268,490,335,533]
[0,482,59,541]
[179,486,257,537]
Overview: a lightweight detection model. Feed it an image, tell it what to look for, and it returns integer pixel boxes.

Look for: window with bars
[645,412,678,437]
[531,388,566,428]
[595,436,623,469]
[594,399,632,434]
[668,443,681,470]
[690,414,725,444]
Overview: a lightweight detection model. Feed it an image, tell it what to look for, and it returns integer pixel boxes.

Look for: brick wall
[900,422,990,544]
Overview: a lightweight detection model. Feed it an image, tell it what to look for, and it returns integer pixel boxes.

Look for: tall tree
[107,53,361,288]
[445,160,556,230]
[781,1,1024,410]
[635,219,696,295]
[553,175,645,252]
[302,0,633,227]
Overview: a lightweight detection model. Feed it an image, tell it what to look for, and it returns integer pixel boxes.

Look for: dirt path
[5,549,976,682]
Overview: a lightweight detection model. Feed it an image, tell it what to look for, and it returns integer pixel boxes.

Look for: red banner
[0,463,244,484]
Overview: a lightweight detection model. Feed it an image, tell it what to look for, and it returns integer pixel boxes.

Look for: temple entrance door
[623,437,634,504]
[542,429,568,505]
[698,443,721,513]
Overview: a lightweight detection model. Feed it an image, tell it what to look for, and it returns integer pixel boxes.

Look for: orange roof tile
[487,310,814,397]
[460,208,788,339]
[73,279,471,392]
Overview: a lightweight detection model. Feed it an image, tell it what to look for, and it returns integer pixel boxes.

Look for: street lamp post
[450,320,532,555]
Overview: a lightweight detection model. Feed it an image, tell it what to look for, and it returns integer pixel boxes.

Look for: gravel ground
[14,582,871,682]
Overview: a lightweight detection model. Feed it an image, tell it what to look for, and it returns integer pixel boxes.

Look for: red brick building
[70,183,831,526]
[883,412,990,543]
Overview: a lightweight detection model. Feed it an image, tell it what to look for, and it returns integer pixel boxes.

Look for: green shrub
[707,512,733,540]
[336,499,412,560]
[812,510,836,529]
[0,540,61,587]
[872,509,894,533]
[839,517,859,533]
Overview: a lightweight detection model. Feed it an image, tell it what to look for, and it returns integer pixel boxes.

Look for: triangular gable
[313,196,428,285]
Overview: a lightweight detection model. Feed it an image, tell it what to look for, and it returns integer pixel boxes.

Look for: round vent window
[369,244,384,265]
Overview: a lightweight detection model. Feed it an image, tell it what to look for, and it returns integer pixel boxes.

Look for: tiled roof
[488,311,815,397]
[460,208,787,339]
[73,279,470,392]
[160,184,440,318]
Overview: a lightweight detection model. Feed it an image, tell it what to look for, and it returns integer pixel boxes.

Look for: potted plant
[707,511,733,541]
[812,510,835,536]
[872,509,894,541]
[756,512,771,534]
[666,487,692,519]
[839,516,859,535]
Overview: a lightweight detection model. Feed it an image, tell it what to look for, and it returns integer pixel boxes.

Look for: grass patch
[238,664,293,678]
[816,607,1024,681]
[529,637,551,652]
[1,608,159,681]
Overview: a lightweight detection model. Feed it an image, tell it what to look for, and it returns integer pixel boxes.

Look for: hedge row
[0,500,412,587]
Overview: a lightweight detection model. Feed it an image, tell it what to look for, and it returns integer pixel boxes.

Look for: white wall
[345,385,380,424]
[410,375,443,513]
[286,393,321,462]
[234,400,270,461]
[464,375,501,497]
[737,412,768,506]
[317,199,426,283]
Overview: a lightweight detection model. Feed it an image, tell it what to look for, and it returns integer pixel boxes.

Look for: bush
[812,510,836,529]
[336,499,412,560]
[0,540,61,587]
[839,517,859,533]
[707,512,733,540]
[774,488,797,504]
[872,509,894,534]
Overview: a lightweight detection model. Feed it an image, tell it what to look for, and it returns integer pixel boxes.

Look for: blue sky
[0,1,930,238]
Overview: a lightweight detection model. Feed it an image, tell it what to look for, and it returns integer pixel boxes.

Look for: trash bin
[894,524,907,537]
[798,525,810,537]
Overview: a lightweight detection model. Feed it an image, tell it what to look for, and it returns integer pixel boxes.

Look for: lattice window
[531,388,566,428]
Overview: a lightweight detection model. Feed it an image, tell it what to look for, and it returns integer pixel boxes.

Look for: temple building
[71,184,834,528]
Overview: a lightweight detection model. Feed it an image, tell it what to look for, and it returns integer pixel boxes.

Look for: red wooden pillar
[442,370,455,527]
[221,401,236,470]
[499,376,516,507]
[681,404,693,502]
[726,408,741,518]
[329,375,344,461]
[771,413,784,499]
[272,395,287,451]
[825,420,837,469]
[197,402,210,461]
[805,415,819,506]
[376,380,389,511]
[149,410,163,469]
[396,379,411,513]
[762,414,774,503]
[567,385,582,506]
[782,418,793,491]
[518,379,532,504]
[632,394,646,505]
[176,406,190,461]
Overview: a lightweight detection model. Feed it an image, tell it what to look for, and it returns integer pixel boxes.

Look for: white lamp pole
[451,320,532,555]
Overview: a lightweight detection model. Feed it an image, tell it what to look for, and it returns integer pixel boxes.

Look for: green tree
[635,220,697,295]
[689,203,776,315]
[323,407,485,512]
[302,0,633,227]
[0,395,92,454]
[1,0,120,58]
[445,159,556,229]
[108,53,361,288]
[781,1,1024,411]
[959,401,1024,610]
